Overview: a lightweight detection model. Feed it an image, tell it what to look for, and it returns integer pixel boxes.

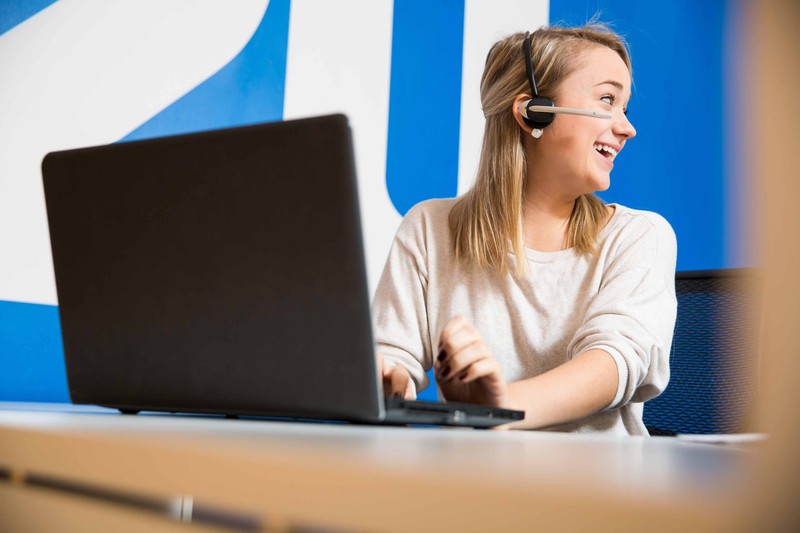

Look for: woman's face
[529,45,636,197]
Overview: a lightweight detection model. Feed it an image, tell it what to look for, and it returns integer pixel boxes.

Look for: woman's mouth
[593,143,618,161]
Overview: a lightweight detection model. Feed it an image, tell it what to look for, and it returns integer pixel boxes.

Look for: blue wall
[0,301,67,401]
[386,0,464,215]
[550,0,739,272]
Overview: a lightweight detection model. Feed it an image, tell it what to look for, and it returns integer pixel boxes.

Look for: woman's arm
[504,349,618,429]
[444,215,677,428]
[436,316,618,429]
[372,203,441,395]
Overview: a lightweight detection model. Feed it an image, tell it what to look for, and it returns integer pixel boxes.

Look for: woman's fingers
[437,316,497,384]
[437,316,481,363]
[434,315,510,408]
[438,315,471,351]
[436,340,490,383]
[381,364,415,399]
[389,366,411,398]
[453,356,501,385]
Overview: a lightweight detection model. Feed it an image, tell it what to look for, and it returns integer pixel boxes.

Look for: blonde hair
[449,23,632,277]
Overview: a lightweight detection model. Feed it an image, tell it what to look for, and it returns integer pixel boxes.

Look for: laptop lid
[43,114,386,422]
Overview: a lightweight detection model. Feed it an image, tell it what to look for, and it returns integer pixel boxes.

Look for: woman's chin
[586,175,611,193]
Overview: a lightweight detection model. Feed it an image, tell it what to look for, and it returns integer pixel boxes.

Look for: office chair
[644,269,762,435]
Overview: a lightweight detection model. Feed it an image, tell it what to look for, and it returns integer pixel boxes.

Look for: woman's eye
[600,95,615,105]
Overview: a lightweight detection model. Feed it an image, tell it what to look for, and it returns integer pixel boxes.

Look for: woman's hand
[377,353,417,399]
[435,316,510,408]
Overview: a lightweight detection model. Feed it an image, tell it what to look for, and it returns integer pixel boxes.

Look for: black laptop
[41,114,523,428]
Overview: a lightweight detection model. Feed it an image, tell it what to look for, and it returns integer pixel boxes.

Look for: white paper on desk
[676,433,767,444]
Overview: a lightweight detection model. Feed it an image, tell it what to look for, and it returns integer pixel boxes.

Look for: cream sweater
[372,198,677,435]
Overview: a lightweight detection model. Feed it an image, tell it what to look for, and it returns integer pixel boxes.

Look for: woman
[373,23,677,435]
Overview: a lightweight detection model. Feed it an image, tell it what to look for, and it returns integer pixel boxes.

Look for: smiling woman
[372,22,677,436]
[522,46,636,190]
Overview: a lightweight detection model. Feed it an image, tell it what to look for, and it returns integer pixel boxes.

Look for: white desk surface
[0,402,763,531]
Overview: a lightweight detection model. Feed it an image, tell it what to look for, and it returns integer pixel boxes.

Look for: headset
[518,32,612,137]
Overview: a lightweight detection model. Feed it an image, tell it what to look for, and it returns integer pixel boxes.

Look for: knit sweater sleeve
[568,212,678,409]
[371,203,433,393]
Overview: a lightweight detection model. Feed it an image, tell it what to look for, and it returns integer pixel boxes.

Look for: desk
[0,403,761,532]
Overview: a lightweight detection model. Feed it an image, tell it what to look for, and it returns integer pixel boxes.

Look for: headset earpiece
[519,97,556,129]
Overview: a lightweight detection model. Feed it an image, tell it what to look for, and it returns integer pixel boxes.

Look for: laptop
[41,114,524,428]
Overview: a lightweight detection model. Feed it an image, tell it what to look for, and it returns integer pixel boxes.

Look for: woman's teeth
[594,143,618,161]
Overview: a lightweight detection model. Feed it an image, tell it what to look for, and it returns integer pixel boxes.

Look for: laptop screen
[43,115,384,421]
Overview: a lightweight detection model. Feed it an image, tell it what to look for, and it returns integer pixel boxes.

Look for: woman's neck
[522,189,575,252]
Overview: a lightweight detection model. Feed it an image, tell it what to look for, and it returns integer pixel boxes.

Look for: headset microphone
[518,102,611,120]
[520,32,611,138]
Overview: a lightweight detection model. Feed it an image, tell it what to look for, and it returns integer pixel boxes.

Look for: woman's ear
[512,94,534,134]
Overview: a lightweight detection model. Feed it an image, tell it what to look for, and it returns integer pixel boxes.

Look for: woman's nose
[615,111,636,140]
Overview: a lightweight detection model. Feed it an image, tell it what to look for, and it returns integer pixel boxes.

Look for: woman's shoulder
[604,203,676,242]
[403,197,459,222]
[600,204,677,267]
[390,198,459,264]
[396,197,458,236]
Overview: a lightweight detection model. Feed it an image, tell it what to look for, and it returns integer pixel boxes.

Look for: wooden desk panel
[0,404,757,532]
[0,483,233,533]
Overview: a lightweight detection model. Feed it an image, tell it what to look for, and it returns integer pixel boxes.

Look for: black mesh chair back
[644,269,762,435]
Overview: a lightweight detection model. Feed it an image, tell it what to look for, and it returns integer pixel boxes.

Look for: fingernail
[440,365,450,378]
[437,349,445,362]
